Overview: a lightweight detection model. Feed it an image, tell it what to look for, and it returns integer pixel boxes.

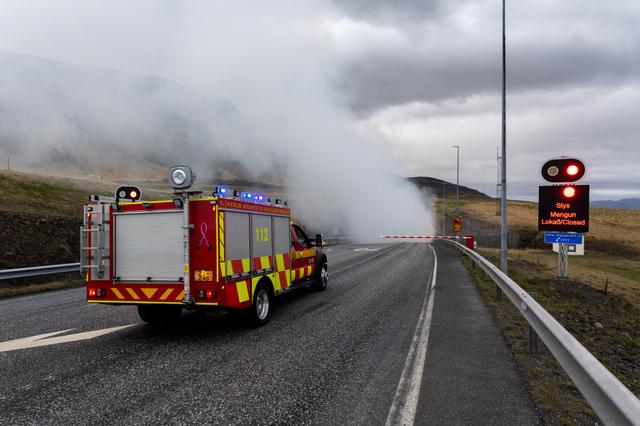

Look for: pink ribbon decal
[197,223,211,250]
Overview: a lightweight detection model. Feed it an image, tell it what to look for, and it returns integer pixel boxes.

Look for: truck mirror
[315,234,323,248]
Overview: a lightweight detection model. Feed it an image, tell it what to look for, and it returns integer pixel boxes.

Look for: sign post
[558,243,569,279]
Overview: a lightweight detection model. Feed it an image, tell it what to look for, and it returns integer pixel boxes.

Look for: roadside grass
[0,170,167,217]
[0,279,84,298]
[479,248,640,307]
[463,199,640,257]
[453,246,640,425]
[0,170,114,216]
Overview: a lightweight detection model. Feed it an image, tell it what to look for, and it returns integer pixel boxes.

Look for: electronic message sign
[538,185,589,233]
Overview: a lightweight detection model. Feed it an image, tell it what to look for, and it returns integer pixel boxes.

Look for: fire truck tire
[246,281,272,327]
[137,304,182,325]
[312,260,328,291]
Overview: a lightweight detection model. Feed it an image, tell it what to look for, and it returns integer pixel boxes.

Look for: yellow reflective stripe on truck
[218,211,225,279]
[125,288,140,300]
[111,288,125,300]
[159,288,173,301]
[237,281,250,303]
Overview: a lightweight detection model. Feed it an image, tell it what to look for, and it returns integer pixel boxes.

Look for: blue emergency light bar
[215,185,284,206]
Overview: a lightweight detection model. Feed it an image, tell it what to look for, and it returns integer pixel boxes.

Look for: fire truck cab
[81,166,328,326]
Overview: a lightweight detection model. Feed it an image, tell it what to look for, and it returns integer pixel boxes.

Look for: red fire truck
[81,165,328,326]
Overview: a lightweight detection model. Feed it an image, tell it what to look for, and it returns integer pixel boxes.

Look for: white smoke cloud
[0,0,435,240]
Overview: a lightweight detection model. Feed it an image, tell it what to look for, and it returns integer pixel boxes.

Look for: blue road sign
[544,232,583,245]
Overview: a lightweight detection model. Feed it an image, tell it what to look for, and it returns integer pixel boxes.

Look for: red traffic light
[566,164,580,176]
[563,186,576,198]
[541,158,585,182]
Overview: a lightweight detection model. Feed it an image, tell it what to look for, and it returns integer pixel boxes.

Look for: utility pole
[452,145,460,219]
[500,0,508,275]
[496,147,501,216]
[7,158,10,171]
[442,182,446,235]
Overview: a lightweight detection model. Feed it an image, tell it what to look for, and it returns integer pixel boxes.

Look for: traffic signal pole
[500,0,508,279]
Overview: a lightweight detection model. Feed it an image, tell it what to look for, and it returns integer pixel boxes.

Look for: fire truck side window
[293,225,309,248]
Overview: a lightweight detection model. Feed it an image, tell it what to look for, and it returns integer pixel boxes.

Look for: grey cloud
[332,0,447,23]
[337,40,640,115]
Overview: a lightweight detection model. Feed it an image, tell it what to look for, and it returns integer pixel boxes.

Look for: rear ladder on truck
[80,203,110,279]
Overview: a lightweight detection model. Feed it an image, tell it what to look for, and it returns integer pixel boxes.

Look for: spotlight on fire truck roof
[115,185,142,202]
[168,165,194,190]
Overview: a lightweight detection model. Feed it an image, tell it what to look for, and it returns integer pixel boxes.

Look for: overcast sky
[0,0,638,200]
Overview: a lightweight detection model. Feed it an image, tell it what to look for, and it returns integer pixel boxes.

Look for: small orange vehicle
[81,165,328,326]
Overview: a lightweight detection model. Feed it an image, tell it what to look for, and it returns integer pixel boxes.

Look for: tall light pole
[442,182,446,235]
[500,0,508,275]
[452,145,460,219]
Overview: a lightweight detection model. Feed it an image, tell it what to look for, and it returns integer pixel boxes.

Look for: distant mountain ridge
[407,176,490,199]
[591,198,640,210]
[0,51,269,181]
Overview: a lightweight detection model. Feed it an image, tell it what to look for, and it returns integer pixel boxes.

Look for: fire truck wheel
[137,304,182,325]
[312,261,328,291]
[247,282,272,327]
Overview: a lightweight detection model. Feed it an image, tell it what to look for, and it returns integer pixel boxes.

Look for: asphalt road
[0,242,541,425]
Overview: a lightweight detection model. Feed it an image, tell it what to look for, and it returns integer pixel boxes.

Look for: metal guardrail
[0,263,80,281]
[447,239,640,426]
[323,237,351,246]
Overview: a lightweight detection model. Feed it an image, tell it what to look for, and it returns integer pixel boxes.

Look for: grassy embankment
[0,170,119,296]
[438,195,639,424]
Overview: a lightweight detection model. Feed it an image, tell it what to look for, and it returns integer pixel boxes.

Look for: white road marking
[385,244,438,426]
[0,324,136,353]
[354,248,382,252]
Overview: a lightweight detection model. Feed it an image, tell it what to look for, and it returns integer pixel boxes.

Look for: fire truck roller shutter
[114,210,183,282]
[273,216,291,290]
[251,214,273,271]
[224,212,251,275]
